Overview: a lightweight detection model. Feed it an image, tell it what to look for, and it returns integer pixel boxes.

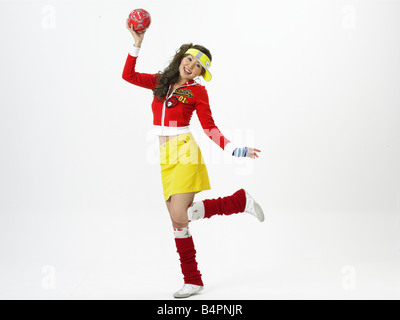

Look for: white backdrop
[0,0,399,299]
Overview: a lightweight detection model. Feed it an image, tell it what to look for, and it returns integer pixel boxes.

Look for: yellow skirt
[159,132,211,202]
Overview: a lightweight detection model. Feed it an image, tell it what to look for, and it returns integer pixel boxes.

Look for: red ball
[128,9,151,33]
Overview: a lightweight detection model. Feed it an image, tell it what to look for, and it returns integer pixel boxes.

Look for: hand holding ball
[128,9,151,33]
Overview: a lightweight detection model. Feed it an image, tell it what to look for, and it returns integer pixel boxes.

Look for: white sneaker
[173,283,204,298]
[244,190,265,222]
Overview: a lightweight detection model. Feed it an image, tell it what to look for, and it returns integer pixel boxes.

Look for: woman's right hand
[126,18,146,47]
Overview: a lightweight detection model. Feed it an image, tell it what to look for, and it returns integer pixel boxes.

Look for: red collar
[180,80,197,87]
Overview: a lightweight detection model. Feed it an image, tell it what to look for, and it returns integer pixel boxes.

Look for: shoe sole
[245,190,265,222]
[173,287,204,299]
[253,200,265,222]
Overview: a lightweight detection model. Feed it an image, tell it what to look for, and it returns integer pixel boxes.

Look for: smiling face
[178,54,203,82]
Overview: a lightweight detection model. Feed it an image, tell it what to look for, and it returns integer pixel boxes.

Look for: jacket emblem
[174,89,194,98]
[166,96,179,108]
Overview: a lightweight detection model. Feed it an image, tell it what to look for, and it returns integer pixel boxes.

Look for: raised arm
[122,19,157,89]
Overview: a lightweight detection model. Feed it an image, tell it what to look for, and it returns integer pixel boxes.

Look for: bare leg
[166,192,196,228]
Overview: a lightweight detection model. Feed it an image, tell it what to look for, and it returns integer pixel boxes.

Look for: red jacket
[122,54,230,150]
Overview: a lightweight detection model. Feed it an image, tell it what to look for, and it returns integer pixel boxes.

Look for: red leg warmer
[174,236,204,286]
[203,188,247,219]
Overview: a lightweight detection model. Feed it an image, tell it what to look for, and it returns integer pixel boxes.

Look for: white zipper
[161,84,173,135]
[161,82,198,135]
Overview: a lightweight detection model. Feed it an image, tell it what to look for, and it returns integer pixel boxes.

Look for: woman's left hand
[246,148,261,159]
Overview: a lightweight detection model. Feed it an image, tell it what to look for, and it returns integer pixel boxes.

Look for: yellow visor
[185,48,212,81]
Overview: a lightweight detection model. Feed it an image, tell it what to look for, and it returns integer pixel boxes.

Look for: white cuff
[129,46,140,57]
[224,142,238,155]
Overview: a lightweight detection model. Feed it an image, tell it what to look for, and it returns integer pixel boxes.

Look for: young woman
[123,21,265,298]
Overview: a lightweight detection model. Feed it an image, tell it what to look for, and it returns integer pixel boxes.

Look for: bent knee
[170,209,188,224]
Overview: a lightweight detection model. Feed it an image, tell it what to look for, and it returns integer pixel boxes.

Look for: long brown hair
[153,43,212,101]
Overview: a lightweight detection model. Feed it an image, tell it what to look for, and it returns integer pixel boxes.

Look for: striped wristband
[232,147,248,157]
